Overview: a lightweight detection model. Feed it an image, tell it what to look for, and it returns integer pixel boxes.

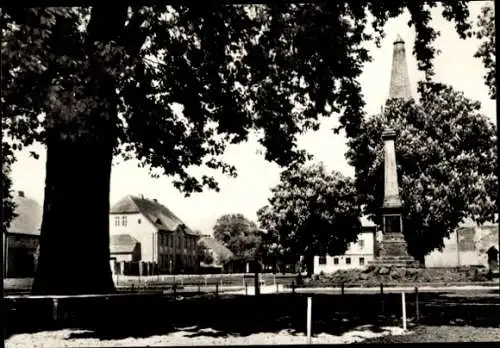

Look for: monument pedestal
[369,232,419,267]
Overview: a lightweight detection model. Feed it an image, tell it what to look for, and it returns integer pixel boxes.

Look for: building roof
[198,236,234,263]
[110,195,197,235]
[8,191,42,235]
[110,234,139,254]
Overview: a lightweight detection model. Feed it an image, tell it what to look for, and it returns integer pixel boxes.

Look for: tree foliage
[197,242,215,265]
[1,143,17,232]
[474,4,496,99]
[213,213,262,262]
[257,163,362,275]
[1,4,475,293]
[2,4,475,193]
[346,82,497,263]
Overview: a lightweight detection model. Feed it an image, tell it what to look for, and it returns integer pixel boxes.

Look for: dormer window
[121,216,127,227]
[114,216,120,226]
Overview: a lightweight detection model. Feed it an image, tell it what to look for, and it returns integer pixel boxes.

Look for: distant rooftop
[110,195,197,236]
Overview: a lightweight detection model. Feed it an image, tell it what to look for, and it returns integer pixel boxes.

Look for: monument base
[369,257,420,268]
[370,232,420,268]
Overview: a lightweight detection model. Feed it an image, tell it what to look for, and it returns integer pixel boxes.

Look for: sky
[10,2,496,236]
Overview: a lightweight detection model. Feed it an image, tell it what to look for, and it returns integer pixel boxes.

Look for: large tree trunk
[32,125,116,294]
[32,6,128,295]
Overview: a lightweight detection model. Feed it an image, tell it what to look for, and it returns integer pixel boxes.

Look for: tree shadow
[6,292,500,342]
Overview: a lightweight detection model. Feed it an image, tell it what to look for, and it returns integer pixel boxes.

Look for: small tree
[213,213,262,268]
[346,82,497,264]
[257,163,362,276]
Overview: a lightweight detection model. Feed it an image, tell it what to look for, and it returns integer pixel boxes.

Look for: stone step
[373,256,414,261]
[368,260,420,267]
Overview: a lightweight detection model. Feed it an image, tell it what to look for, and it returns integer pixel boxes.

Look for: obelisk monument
[388,34,412,101]
[371,35,417,267]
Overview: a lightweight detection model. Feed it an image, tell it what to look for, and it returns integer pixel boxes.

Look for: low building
[313,216,376,274]
[198,235,235,273]
[425,220,499,271]
[109,194,199,275]
[3,191,42,278]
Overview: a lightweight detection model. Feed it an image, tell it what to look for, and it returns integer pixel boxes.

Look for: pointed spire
[388,34,412,101]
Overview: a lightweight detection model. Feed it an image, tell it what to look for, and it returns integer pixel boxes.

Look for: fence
[113,272,292,296]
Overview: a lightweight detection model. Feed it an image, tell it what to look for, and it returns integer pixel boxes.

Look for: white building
[109,194,200,275]
[425,219,498,269]
[313,216,376,274]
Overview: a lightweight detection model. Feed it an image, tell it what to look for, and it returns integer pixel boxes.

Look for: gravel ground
[361,325,500,343]
[6,325,409,347]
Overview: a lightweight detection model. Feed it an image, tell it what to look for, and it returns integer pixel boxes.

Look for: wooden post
[415,286,420,322]
[245,280,248,295]
[380,283,385,316]
[52,298,59,322]
[198,283,201,293]
[292,281,296,294]
[306,297,312,344]
[276,281,279,293]
[216,283,219,295]
[401,292,407,331]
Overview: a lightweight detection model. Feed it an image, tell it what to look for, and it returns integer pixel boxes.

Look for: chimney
[388,34,412,101]
[18,191,25,198]
[153,198,158,203]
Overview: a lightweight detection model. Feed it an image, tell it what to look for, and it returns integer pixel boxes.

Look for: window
[121,215,127,227]
[114,216,120,226]
[138,218,142,224]
[359,257,365,265]
[334,257,339,265]
[358,240,365,249]
[384,215,401,233]
[346,257,351,265]
[318,255,327,265]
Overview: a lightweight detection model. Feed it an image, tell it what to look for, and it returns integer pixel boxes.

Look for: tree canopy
[1,4,476,294]
[213,213,262,263]
[474,4,495,99]
[2,4,475,194]
[1,143,17,232]
[346,82,497,263]
[257,163,362,275]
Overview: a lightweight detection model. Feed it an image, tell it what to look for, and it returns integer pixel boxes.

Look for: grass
[362,325,500,343]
